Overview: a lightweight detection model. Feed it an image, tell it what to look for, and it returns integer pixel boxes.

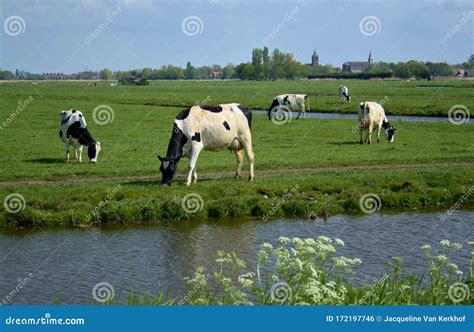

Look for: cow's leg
[359,125,363,144]
[192,168,198,184]
[186,143,203,186]
[234,149,244,179]
[296,111,301,120]
[77,145,83,163]
[367,123,374,145]
[65,140,70,162]
[377,124,382,143]
[239,134,254,181]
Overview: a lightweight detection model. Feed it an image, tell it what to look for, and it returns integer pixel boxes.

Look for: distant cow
[339,85,351,102]
[358,102,396,144]
[158,104,254,186]
[267,94,309,120]
[59,109,101,163]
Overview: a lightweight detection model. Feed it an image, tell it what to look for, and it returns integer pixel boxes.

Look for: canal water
[0,211,471,304]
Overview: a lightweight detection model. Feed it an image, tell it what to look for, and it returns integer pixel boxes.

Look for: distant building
[310,50,319,66]
[42,73,77,80]
[455,68,470,77]
[342,51,373,73]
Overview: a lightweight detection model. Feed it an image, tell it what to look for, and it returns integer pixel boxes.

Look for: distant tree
[184,62,197,79]
[99,68,114,80]
[141,67,152,79]
[425,62,453,77]
[394,61,430,79]
[251,48,263,80]
[270,48,286,80]
[0,69,14,80]
[221,63,235,79]
[235,63,255,80]
[262,47,270,80]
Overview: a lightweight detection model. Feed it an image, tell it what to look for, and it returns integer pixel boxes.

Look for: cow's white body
[358,102,394,144]
[269,94,308,120]
[160,103,254,186]
[339,85,351,102]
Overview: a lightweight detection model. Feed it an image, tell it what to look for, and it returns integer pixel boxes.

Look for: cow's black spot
[192,132,201,142]
[72,109,76,113]
[61,114,71,126]
[223,121,230,130]
[79,114,83,118]
[201,105,222,113]
[67,121,97,146]
[59,130,62,138]
[176,107,191,120]
[237,104,252,129]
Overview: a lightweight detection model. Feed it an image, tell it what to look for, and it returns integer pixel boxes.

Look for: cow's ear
[158,156,164,161]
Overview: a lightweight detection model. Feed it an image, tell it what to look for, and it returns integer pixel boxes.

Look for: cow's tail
[244,109,253,130]
[306,95,310,112]
[267,99,279,120]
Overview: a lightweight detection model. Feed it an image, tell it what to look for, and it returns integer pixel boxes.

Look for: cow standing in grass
[339,85,351,102]
[267,94,309,120]
[358,101,396,144]
[158,104,254,186]
[59,109,101,163]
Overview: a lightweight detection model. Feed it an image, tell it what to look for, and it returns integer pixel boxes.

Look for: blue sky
[0,0,473,73]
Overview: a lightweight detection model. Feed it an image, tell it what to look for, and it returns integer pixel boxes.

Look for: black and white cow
[59,109,101,163]
[339,85,351,102]
[358,101,396,144]
[267,94,308,120]
[158,104,254,186]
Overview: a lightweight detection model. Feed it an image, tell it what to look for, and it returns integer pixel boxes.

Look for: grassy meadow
[0,79,473,226]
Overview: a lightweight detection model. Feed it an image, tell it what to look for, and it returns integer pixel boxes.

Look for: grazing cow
[339,85,351,102]
[59,109,101,163]
[267,94,309,120]
[158,104,254,186]
[358,102,396,144]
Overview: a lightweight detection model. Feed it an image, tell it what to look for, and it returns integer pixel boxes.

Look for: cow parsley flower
[440,239,451,248]
[335,238,345,246]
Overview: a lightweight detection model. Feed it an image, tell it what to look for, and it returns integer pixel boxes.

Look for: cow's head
[158,156,178,186]
[382,121,396,143]
[88,142,101,163]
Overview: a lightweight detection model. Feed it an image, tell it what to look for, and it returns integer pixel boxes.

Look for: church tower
[368,51,373,64]
[311,50,319,66]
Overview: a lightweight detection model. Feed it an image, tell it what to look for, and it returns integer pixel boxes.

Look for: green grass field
[0,79,473,226]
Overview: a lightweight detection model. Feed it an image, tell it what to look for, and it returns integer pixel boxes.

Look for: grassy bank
[0,80,473,227]
[120,237,473,305]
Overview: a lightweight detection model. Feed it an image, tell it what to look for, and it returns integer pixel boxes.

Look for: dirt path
[0,162,471,187]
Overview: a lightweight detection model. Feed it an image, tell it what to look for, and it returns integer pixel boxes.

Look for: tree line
[1,50,472,81]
